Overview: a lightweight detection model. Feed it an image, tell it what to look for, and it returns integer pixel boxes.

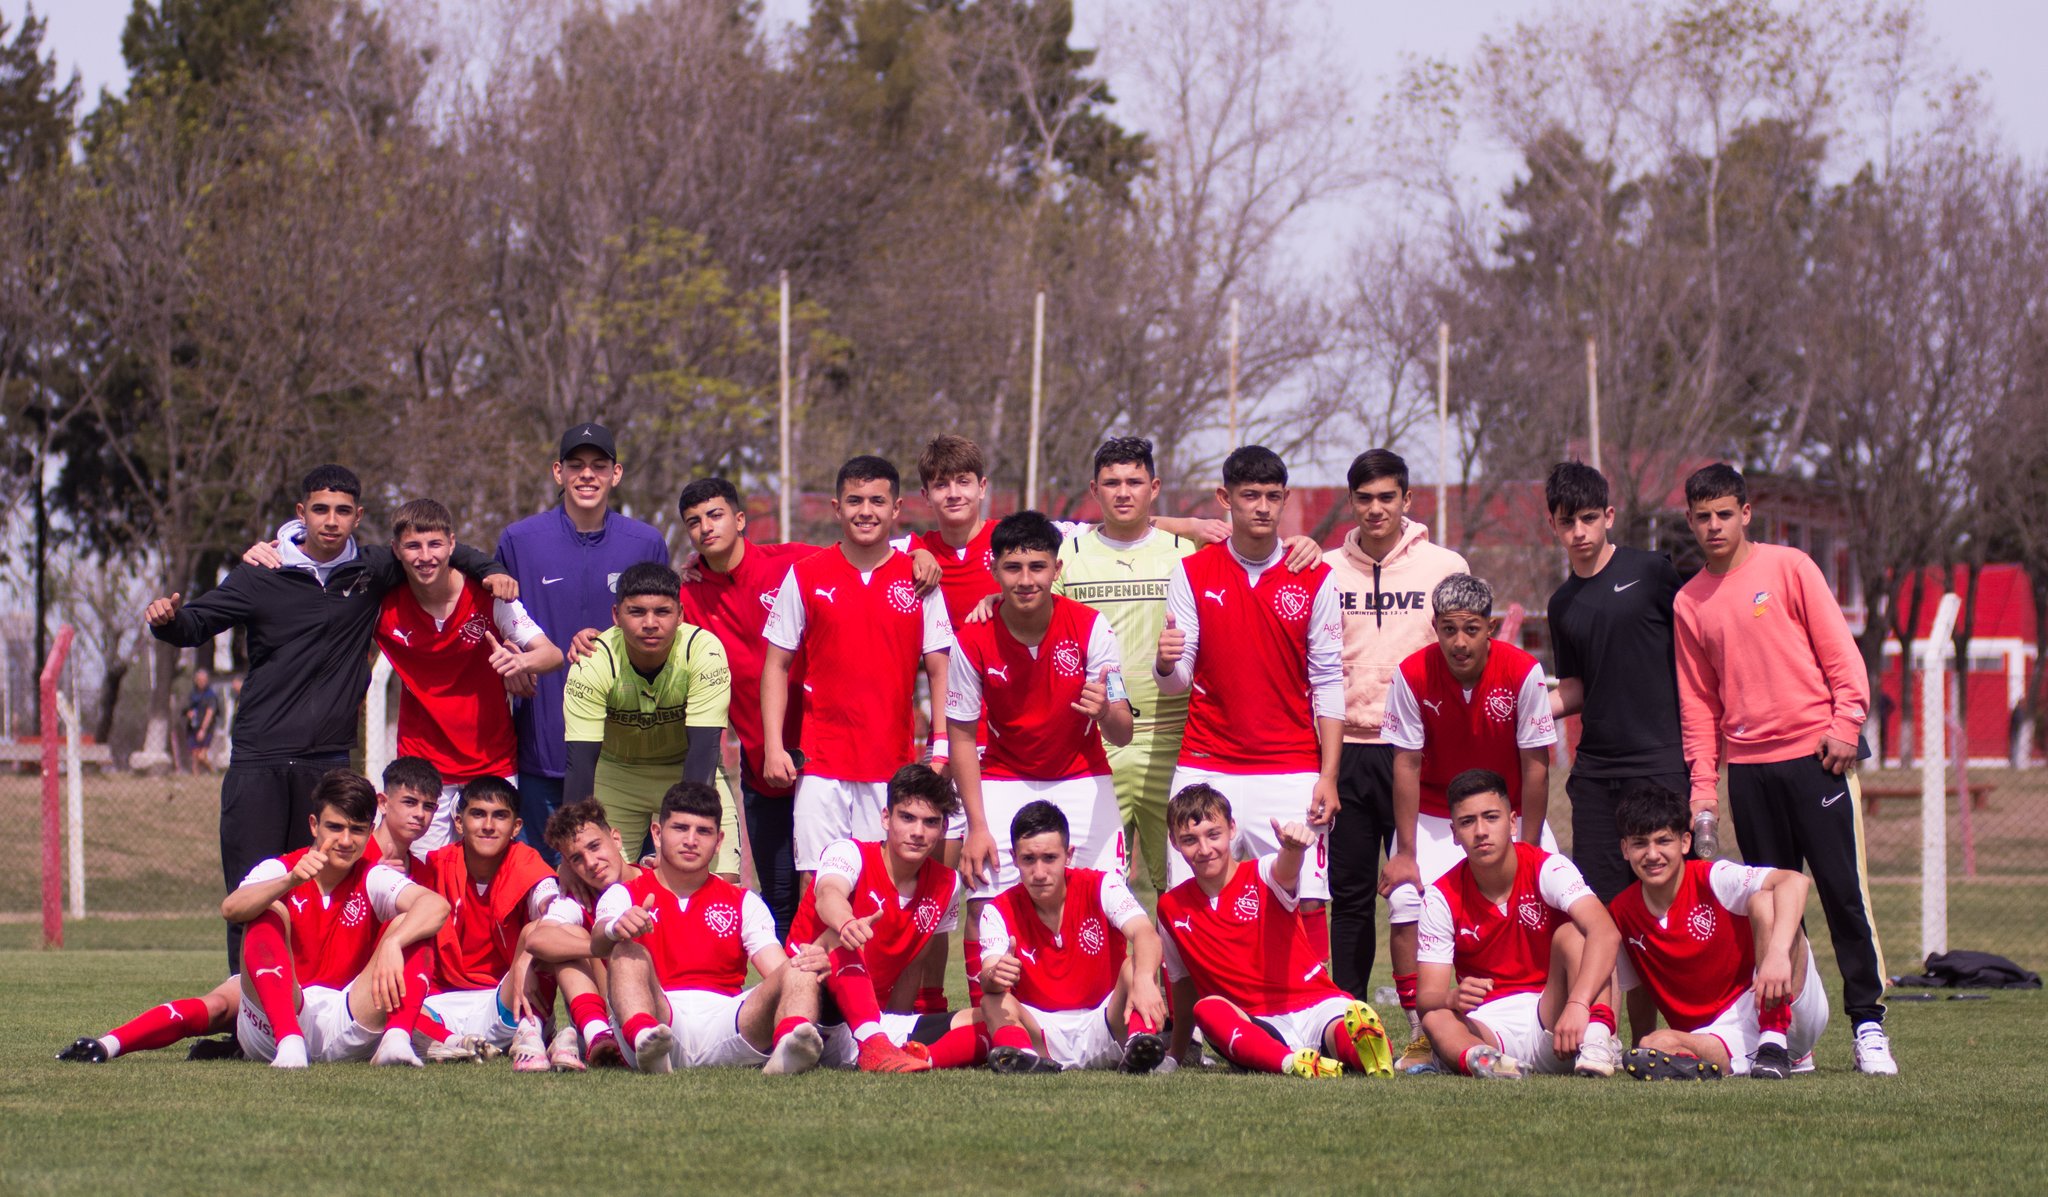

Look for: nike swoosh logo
[542,577,564,585]
[1613,580,1640,592]
[1822,791,1846,807]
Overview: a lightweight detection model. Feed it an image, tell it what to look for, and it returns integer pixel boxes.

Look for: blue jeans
[517,771,566,866]
[739,753,798,941]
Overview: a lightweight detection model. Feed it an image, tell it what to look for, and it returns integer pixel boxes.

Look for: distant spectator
[184,669,220,773]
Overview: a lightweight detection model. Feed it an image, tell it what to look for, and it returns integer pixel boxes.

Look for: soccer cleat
[1751,1041,1792,1080]
[586,1032,626,1069]
[988,1045,1056,1074]
[548,1026,587,1073]
[900,1040,933,1063]
[56,1037,109,1064]
[511,1016,551,1073]
[856,1035,932,1073]
[1573,1024,1621,1078]
[762,1022,824,1076]
[1342,1002,1396,1078]
[633,1023,675,1075]
[1282,1049,1343,1079]
[1462,1045,1524,1080]
[271,1034,309,1070]
[185,1036,243,1062]
[1620,1047,1720,1081]
[1791,1051,1815,1074]
[371,1028,424,1069]
[1853,1023,1898,1075]
[1396,1031,1438,1075]
[1120,1032,1167,1074]
[424,1035,482,1063]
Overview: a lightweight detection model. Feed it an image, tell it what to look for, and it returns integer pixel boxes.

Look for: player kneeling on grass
[533,799,651,1069]
[59,772,447,1067]
[592,782,815,1073]
[978,801,1167,1074]
[1416,769,1621,1080]
[1157,784,1394,1079]
[415,777,583,1069]
[782,763,984,1073]
[1611,782,1829,1081]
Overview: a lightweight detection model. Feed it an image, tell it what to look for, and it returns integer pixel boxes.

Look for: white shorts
[796,776,966,870]
[1251,994,1352,1054]
[1164,769,1329,901]
[1688,946,1830,1075]
[422,987,519,1048]
[235,982,377,1064]
[1025,998,1122,1071]
[1389,812,1559,923]
[819,1011,926,1069]
[971,775,1124,899]
[1468,990,1569,1075]
[625,987,768,1070]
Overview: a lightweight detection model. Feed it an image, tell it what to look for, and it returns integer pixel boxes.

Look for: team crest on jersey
[887,580,920,614]
[457,613,489,647]
[758,589,778,614]
[1516,896,1545,930]
[1687,904,1718,942]
[1051,640,1083,679]
[1231,887,1261,922]
[913,898,943,934]
[1272,584,1312,622]
[702,904,739,938]
[1484,688,1516,724]
[1078,917,1107,956]
[340,892,371,928]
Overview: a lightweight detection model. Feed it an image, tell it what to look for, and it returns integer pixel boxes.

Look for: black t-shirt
[1546,545,1687,778]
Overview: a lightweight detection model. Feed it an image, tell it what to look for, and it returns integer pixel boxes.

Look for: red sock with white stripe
[927,1024,989,1068]
[621,1012,659,1050]
[827,948,885,1041]
[241,911,302,1043]
[1758,999,1791,1047]
[568,993,611,1046]
[1587,1003,1617,1034]
[1193,1001,1292,1074]
[102,998,211,1057]
[1395,972,1421,1038]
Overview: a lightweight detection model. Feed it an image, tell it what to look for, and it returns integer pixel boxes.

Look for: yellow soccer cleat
[1343,1002,1396,1078]
[1283,1049,1344,1079]
[1396,1031,1439,1075]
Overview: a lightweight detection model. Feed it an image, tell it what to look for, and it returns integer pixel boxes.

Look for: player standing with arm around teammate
[1321,449,1469,1003]
[1672,463,1893,1074]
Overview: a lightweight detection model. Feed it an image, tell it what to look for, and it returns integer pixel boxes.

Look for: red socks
[104,997,211,1057]
[382,941,434,1037]
[1758,1000,1792,1035]
[416,1016,453,1044]
[1327,1023,1364,1070]
[927,1024,988,1069]
[773,1017,811,1047]
[914,986,948,1015]
[1394,972,1419,1015]
[963,937,985,1006]
[827,948,885,1036]
[1127,1008,1160,1037]
[1588,1003,1617,1034]
[569,992,611,1043]
[621,1012,658,1047]
[991,1024,1033,1052]
[1193,1000,1292,1074]
[241,911,302,1041]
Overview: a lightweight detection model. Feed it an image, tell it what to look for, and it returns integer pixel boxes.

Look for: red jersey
[986,869,1130,1012]
[915,523,997,632]
[605,870,776,996]
[766,547,944,782]
[1395,640,1544,818]
[681,540,820,796]
[1421,844,1587,998]
[375,579,517,781]
[787,840,960,1006]
[1156,859,1343,1015]
[418,841,557,991]
[950,597,1112,781]
[1176,544,1332,774]
[1610,860,1759,1030]
[266,848,401,990]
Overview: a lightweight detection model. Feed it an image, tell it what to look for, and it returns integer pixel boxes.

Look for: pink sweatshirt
[1323,519,1468,744]
[1673,542,1869,808]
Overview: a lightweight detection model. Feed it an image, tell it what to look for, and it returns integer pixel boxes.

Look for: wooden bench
[1860,781,1993,815]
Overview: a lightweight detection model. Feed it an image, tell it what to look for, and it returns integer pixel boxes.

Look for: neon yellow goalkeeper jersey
[1056,526,1198,734]
[563,625,730,767]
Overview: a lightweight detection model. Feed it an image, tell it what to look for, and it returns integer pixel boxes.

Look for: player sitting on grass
[591,782,815,1072]
[978,801,1167,1074]
[57,771,446,1066]
[415,777,580,1069]
[782,763,985,1073]
[1157,784,1394,1080]
[1610,782,1830,1081]
[1415,769,1620,1080]
[535,799,650,1069]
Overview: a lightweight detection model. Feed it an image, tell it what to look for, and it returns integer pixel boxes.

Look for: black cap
[558,423,617,462]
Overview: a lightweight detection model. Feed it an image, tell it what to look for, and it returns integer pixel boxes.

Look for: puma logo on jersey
[985,665,1010,683]
[1202,589,1227,606]
[389,627,413,647]
[1613,579,1640,592]
[289,896,307,913]
[1116,558,1136,572]
[1456,926,1481,940]
[253,966,284,979]
[1018,947,1038,966]
[1171,917,1193,933]
[1420,699,1444,716]
[814,587,838,603]
[1626,935,1648,952]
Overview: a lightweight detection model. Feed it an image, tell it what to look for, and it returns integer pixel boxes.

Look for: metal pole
[58,692,83,918]
[1027,291,1045,509]
[1921,591,1961,960]
[1586,337,1602,472]
[1436,322,1450,545]
[779,270,793,540]
[1228,299,1240,449]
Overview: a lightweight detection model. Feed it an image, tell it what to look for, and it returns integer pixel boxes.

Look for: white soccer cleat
[634,1024,675,1075]
[271,1034,309,1070]
[762,1022,824,1075]
[1791,1050,1816,1074]
[547,1026,587,1073]
[424,1034,482,1063]
[371,1028,424,1068]
[1574,1024,1620,1078]
[1853,1023,1898,1075]
[511,1016,551,1073]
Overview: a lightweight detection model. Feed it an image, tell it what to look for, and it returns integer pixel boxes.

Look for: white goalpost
[1919,591,1961,962]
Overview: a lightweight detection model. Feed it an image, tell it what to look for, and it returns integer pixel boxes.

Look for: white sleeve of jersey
[1516,661,1559,749]
[1308,571,1345,721]
[943,641,982,723]
[1615,948,1641,992]
[740,890,780,956]
[889,535,913,553]
[815,839,864,890]
[977,903,1012,962]
[1380,672,1426,751]
[525,876,563,923]
[1052,520,1092,541]
[1415,886,1456,965]
[934,879,962,934]
[1255,854,1302,912]
[240,858,289,889]
[541,895,587,926]
[1155,562,1197,695]
[493,598,546,649]
[1707,860,1772,916]
[761,568,806,651]
[920,588,955,656]
[1157,918,1189,982]
[592,883,634,939]
[1084,617,1124,686]
[1538,853,1595,912]
[364,864,412,924]
[1099,872,1147,931]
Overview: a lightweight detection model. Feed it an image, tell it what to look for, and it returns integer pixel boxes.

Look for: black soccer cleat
[989,1045,1059,1075]
[1621,1047,1721,1081]
[186,1036,244,1062]
[1750,1042,1792,1080]
[1120,1032,1166,1074]
[57,1037,108,1064]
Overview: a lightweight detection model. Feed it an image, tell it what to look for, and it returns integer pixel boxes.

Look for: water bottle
[1691,809,1720,860]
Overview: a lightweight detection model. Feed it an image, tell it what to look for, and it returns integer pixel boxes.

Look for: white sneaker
[634,1024,675,1075]
[762,1022,824,1075]
[1791,1051,1816,1074]
[271,1034,309,1070]
[1574,1024,1620,1078]
[547,1025,587,1073]
[371,1027,423,1068]
[1853,1023,1898,1075]
[511,1016,550,1073]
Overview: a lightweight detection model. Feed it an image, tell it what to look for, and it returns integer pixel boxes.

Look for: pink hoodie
[1323,519,1469,744]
